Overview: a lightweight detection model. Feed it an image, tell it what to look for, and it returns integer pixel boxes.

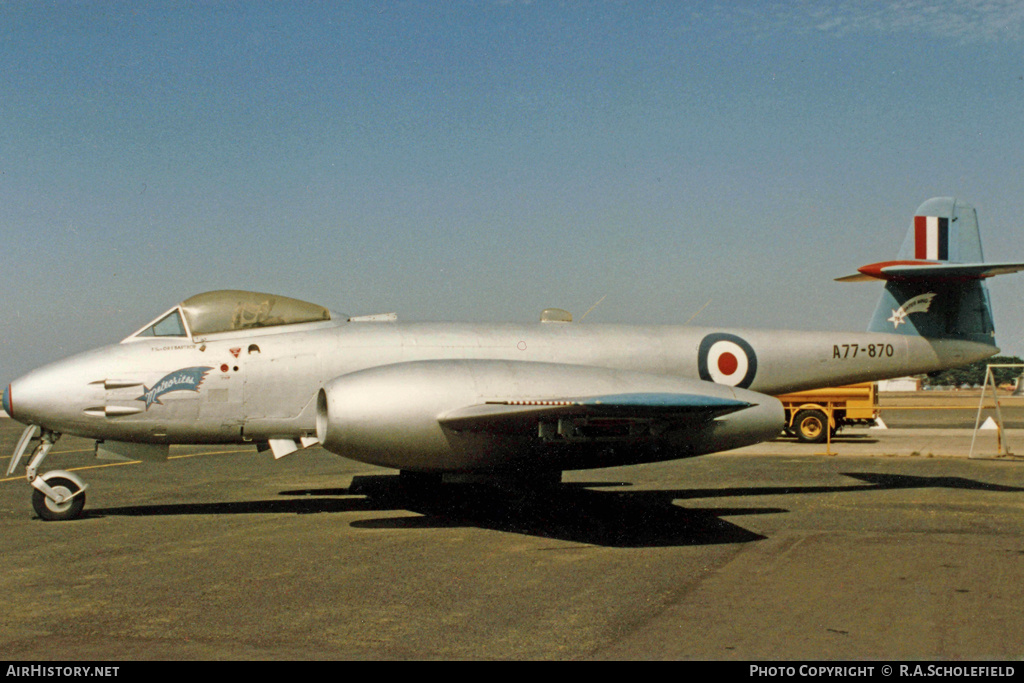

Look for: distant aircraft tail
[836,197,1024,345]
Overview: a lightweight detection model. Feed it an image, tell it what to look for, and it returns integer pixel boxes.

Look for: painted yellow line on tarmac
[168,448,252,461]
[0,460,138,482]
[0,448,94,462]
[0,447,251,483]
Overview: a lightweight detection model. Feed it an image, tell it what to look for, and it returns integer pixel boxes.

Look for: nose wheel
[31,476,86,521]
[7,427,89,521]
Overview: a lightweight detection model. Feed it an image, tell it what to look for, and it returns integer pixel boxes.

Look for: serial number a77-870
[832,343,895,359]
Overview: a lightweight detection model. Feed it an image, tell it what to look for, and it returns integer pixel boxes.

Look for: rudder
[896,197,983,263]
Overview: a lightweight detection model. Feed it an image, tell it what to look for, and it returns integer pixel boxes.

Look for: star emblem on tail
[888,292,937,328]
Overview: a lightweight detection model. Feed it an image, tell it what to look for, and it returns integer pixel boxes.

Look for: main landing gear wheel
[32,477,86,521]
[793,409,830,444]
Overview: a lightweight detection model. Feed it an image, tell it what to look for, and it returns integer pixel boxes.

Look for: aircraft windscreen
[180,290,332,336]
[135,310,188,338]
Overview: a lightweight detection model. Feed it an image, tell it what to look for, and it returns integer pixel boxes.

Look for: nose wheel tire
[32,477,86,521]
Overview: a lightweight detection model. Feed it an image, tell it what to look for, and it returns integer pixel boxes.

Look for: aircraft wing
[439,392,753,439]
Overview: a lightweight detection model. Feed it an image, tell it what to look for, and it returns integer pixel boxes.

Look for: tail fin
[837,198,1024,345]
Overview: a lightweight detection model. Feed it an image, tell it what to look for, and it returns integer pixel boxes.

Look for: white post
[970,363,1023,458]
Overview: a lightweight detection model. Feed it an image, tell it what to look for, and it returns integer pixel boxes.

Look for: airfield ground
[1,393,1024,660]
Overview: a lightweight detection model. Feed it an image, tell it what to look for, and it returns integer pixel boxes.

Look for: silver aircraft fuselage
[6,315,995,454]
[6,196,1018,521]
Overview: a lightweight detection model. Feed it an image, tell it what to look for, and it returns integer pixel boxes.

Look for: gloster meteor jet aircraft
[5,197,1023,520]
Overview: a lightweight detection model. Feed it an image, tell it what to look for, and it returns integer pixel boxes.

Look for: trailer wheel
[793,409,829,443]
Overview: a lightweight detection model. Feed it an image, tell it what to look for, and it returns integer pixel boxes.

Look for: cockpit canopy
[130,290,333,340]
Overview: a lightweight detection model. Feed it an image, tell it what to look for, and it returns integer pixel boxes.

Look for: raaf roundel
[697,333,758,388]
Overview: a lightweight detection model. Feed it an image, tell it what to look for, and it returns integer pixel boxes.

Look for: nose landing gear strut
[6,426,88,521]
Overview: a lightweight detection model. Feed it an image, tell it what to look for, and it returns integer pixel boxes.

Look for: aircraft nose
[4,358,99,429]
[5,375,34,424]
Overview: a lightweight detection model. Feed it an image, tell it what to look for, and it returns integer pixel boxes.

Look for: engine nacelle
[316,360,783,472]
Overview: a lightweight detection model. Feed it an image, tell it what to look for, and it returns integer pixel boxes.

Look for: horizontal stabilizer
[439,392,753,434]
[837,260,1024,283]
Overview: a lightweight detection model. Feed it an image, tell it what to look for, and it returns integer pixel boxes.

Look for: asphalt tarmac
[2,417,1024,661]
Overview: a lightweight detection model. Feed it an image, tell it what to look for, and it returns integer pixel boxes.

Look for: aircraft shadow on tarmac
[667,471,1024,501]
[339,476,777,548]
[84,471,1024,548]
[87,475,779,548]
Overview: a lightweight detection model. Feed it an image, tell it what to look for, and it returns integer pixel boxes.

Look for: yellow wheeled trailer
[775,382,878,443]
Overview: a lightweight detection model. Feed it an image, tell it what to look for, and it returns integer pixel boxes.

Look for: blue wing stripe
[579,392,751,409]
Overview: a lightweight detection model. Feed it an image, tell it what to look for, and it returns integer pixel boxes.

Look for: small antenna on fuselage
[578,295,607,322]
[683,299,712,325]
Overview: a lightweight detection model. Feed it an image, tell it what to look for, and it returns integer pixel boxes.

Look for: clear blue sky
[3,0,1024,381]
